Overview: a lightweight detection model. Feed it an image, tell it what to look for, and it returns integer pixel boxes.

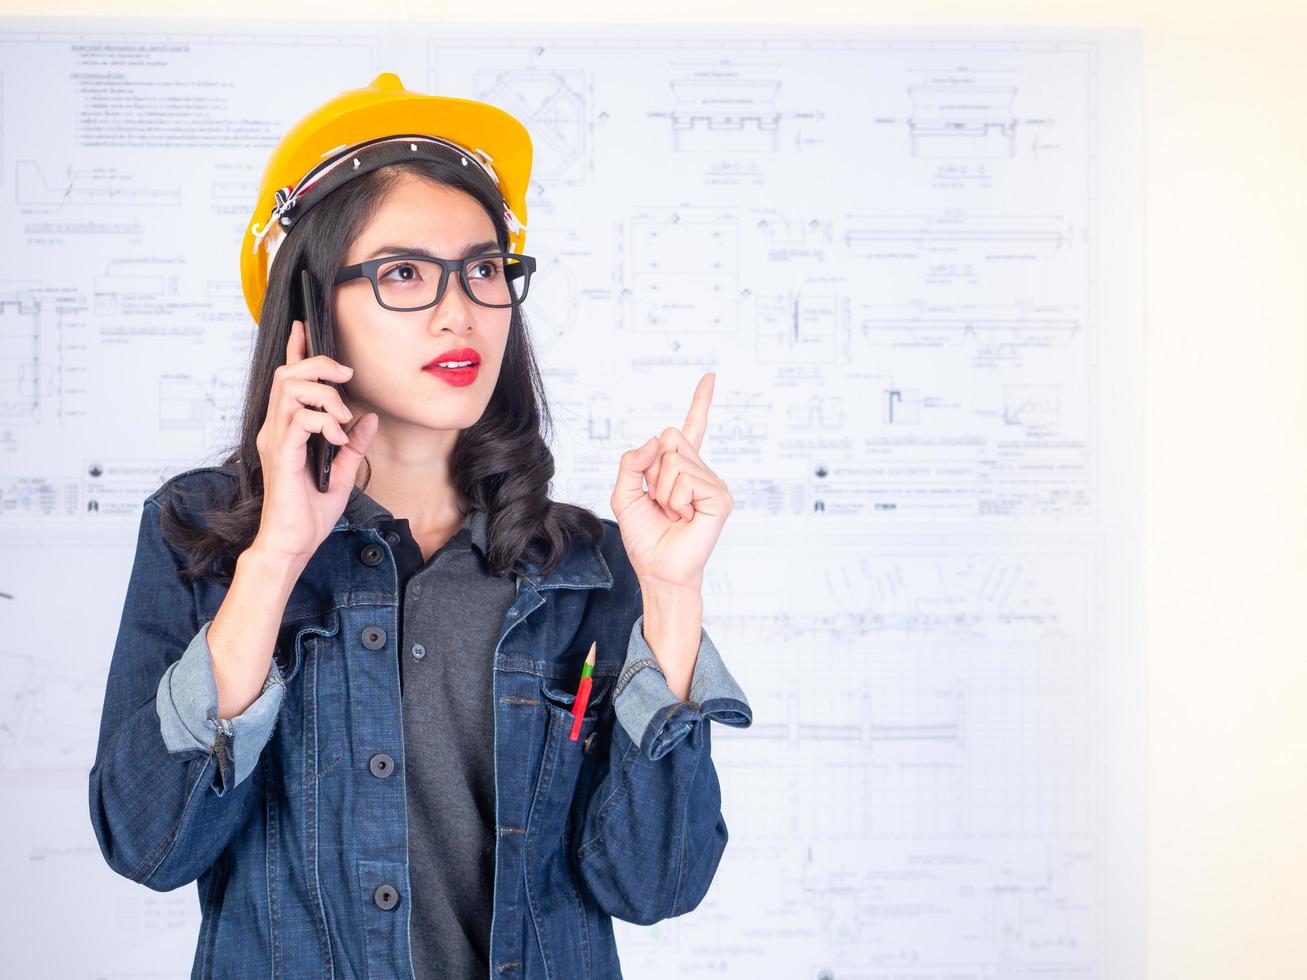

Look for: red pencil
[568,641,596,741]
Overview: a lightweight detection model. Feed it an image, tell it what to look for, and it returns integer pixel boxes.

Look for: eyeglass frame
[331,250,536,311]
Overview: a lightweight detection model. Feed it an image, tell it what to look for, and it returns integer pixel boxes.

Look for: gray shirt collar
[344,483,490,557]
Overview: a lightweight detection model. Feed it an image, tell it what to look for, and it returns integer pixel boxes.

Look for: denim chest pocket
[272,614,338,686]
[538,672,612,719]
[264,615,343,795]
[527,673,614,844]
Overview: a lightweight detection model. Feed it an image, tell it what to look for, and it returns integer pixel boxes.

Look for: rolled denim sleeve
[613,613,752,761]
[156,618,286,790]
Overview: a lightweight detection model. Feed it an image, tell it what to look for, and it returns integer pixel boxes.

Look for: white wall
[4,1,1303,977]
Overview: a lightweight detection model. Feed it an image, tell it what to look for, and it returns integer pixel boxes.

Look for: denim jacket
[88,465,753,979]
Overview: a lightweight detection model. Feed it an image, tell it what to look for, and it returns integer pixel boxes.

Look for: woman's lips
[422,362,480,387]
[422,347,480,387]
[423,347,480,369]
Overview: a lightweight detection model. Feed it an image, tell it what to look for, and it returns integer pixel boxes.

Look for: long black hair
[159,156,603,585]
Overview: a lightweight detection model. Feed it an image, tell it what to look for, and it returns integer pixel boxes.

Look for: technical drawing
[0,23,1139,980]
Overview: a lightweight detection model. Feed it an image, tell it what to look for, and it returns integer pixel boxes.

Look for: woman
[88,72,752,979]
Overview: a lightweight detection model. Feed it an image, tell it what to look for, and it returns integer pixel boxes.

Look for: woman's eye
[380,262,420,282]
[468,259,501,279]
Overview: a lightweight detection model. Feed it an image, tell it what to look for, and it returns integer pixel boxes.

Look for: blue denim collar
[520,540,614,592]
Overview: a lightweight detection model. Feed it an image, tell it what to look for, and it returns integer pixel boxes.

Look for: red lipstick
[422,347,481,387]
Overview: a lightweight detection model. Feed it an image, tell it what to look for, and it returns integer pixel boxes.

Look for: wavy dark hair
[159,157,603,586]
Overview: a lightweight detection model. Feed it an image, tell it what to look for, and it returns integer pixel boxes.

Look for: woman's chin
[387,402,486,434]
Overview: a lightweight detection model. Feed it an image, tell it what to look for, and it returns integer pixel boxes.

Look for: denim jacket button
[384,530,401,546]
[369,752,394,778]
[360,543,385,566]
[583,731,597,754]
[361,626,387,650]
[373,884,400,910]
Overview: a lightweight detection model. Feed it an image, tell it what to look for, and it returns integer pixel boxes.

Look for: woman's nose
[427,273,477,330]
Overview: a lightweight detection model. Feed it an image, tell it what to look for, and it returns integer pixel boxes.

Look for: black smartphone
[298,267,339,493]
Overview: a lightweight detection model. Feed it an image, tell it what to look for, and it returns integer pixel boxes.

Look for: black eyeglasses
[332,251,536,311]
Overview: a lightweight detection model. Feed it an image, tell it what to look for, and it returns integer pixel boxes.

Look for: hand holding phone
[248,272,377,566]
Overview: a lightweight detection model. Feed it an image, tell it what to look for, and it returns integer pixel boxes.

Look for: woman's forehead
[355,183,498,258]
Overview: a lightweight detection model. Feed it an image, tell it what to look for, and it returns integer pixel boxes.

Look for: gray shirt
[344,485,518,979]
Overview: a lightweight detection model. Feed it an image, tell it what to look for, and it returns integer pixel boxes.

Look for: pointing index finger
[681,372,715,452]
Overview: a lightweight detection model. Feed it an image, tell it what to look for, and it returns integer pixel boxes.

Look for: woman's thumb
[335,413,378,477]
[612,436,659,512]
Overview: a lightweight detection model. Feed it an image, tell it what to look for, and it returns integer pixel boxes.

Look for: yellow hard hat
[239,71,532,327]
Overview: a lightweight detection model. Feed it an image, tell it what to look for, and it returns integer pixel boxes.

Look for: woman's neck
[351,421,465,535]
[355,469,466,539]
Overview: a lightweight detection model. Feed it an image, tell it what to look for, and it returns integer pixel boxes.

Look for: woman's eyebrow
[365,240,500,260]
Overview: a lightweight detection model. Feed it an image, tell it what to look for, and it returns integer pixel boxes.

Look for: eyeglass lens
[374,254,528,310]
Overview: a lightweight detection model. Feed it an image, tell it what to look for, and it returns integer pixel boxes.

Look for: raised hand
[609,372,733,594]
